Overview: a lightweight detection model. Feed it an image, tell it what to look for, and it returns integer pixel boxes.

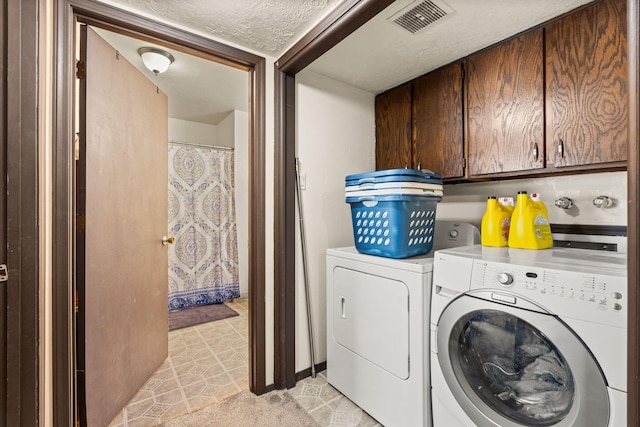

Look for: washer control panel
[470,260,627,328]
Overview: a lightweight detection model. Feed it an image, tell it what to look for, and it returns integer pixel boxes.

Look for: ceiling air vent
[389,0,453,34]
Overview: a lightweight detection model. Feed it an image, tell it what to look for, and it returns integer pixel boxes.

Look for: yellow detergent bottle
[481,196,512,247]
[530,192,549,219]
[508,191,553,249]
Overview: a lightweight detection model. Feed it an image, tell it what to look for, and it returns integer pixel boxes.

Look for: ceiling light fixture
[138,47,174,75]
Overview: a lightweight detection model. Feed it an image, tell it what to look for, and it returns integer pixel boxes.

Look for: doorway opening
[53,3,266,426]
[76,24,252,425]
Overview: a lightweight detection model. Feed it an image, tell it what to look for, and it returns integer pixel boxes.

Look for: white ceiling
[95,0,595,125]
[95,28,249,125]
[309,0,595,93]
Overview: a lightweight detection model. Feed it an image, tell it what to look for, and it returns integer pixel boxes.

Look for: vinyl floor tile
[108,298,382,427]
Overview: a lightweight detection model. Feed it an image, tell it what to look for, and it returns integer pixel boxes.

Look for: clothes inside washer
[458,311,575,425]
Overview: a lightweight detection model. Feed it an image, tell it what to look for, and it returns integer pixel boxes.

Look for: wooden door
[77,26,169,427]
[412,63,464,179]
[466,29,544,176]
[375,83,412,170]
[546,0,627,168]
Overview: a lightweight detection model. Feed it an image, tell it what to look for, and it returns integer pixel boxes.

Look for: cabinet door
[413,63,464,179]
[546,0,627,168]
[375,83,412,170]
[467,29,544,176]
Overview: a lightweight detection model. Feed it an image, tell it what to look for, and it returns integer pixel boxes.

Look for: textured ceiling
[307,0,595,93]
[95,0,343,125]
[94,27,249,125]
[94,0,596,125]
[98,0,342,55]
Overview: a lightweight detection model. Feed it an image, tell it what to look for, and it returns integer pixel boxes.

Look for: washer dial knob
[497,272,514,286]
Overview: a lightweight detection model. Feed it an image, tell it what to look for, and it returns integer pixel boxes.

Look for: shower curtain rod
[169,140,234,151]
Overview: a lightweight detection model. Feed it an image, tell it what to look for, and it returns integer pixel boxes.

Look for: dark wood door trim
[5,1,40,425]
[68,1,261,70]
[273,0,394,388]
[1,1,6,423]
[53,1,266,425]
[627,0,639,424]
[248,57,267,395]
[277,0,394,75]
[273,69,296,388]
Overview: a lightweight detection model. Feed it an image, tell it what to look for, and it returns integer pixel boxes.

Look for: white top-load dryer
[326,221,479,427]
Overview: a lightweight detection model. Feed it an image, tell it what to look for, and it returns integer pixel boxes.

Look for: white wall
[219,110,250,297]
[437,172,627,227]
[217,111,234,147]
[168,117,218,146]
[295,69,376,371]
[233,111,249,297]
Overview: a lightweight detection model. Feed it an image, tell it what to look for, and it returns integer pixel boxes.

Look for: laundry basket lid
[345,168,442,187]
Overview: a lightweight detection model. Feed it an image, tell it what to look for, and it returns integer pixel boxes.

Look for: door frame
[52,0,266,425]
[4,0,40,425]
[273,0,395,389]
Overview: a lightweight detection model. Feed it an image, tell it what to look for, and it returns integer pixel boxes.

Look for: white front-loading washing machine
[326,221,479,427]
[430,245,627,427]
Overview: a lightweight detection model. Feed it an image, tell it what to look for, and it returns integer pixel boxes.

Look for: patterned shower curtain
[167,144,240,310]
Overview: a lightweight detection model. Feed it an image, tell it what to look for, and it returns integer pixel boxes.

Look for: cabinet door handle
[532,143,539,161]
[557,139,564,159]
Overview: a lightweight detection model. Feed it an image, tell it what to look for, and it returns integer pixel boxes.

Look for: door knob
[162,236,175,245]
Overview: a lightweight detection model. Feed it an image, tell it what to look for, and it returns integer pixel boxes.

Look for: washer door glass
[437,295,609,427]
[458,309,573,425]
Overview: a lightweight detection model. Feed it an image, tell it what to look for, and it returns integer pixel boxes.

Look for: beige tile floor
[108,297,380,427]
[289,372,382,427]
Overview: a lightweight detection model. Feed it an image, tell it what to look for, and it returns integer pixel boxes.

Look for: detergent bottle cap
[487,196,496,199]
[498,197,514,207]
[517,191,527,195]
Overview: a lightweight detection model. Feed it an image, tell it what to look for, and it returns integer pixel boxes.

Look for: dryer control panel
[469,260,627,329]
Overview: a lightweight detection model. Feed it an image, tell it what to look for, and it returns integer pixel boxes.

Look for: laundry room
[292,0,631,425]
[295,75,628,425]
[8,0,637,424]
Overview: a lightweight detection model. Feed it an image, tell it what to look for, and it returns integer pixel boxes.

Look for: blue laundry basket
[346,194,441,259]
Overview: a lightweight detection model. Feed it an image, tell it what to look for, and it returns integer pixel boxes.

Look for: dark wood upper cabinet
[546,0,628,169]
[466,29,545,176]
[413,63,464,179]
[374,0,628,180]
[375,83,412,170]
